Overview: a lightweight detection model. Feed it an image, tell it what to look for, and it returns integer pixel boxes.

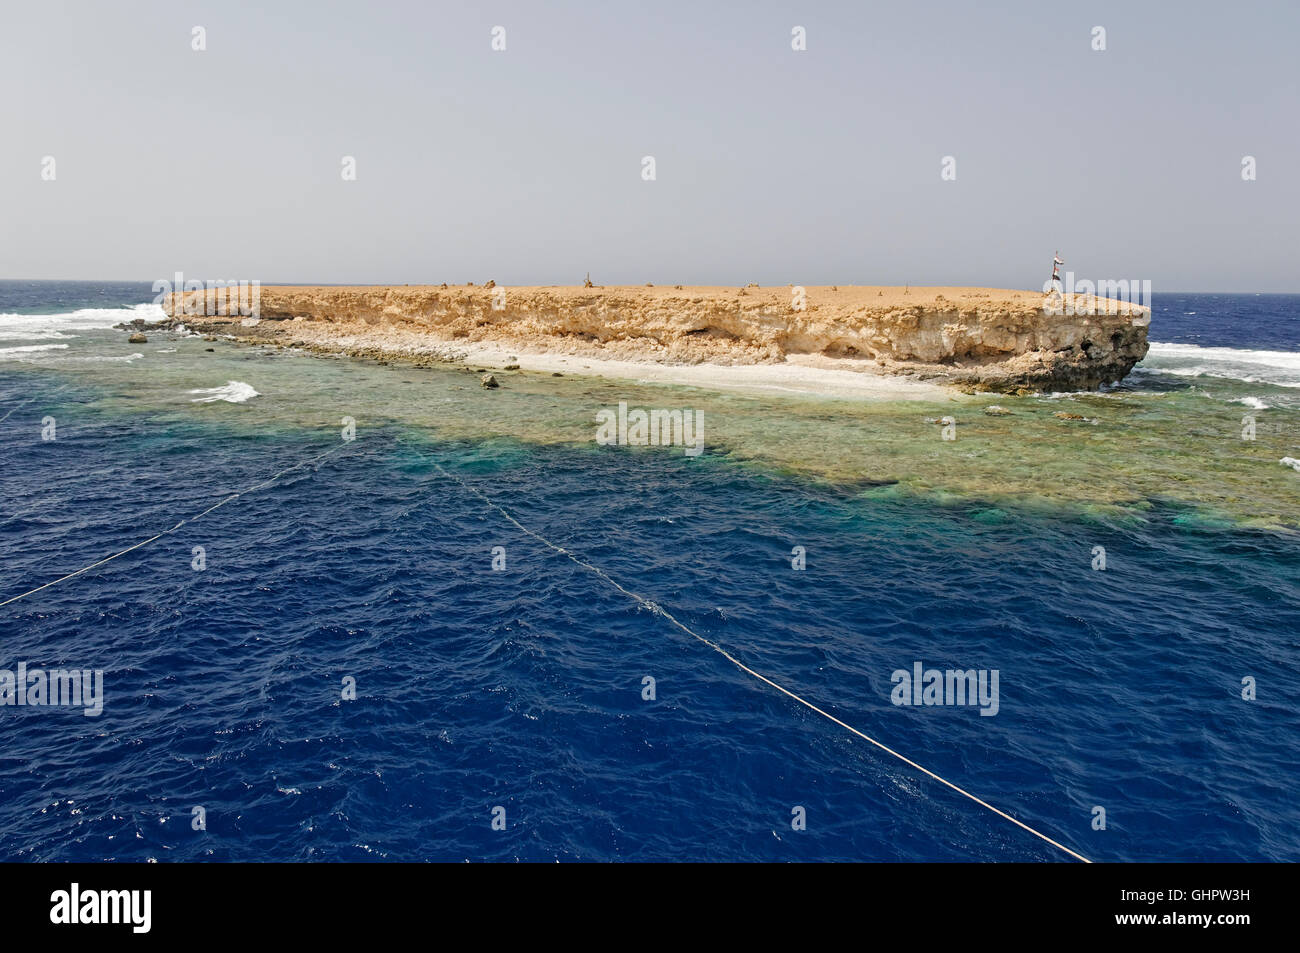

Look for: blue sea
[1,281,1297,862]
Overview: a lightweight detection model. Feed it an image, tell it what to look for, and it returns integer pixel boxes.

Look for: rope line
[0,384,69,423]
[415,447,1091,863]
[5,416,1089,860]
[1,441,352,608]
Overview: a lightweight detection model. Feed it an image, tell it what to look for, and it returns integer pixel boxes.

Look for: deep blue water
[0,280,158,314]
[1151,293,1300,352]
[1,282,1298,862]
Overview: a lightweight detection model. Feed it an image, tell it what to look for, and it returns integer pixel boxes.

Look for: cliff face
[164,285,1150,392]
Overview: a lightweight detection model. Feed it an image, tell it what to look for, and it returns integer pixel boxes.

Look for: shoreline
[228,328,958,401]
[456,343,958,400]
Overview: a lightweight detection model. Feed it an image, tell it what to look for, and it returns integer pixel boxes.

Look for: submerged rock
[480,374,499,389]
[984,405,1012,416]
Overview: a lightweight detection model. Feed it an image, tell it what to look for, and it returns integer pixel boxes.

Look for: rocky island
[159,284,1150,394]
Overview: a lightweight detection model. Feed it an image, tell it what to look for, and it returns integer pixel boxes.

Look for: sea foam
[0,343,69,356]
[0,303,165,339]
[187,381,260,403]
[1144,342,1300,388]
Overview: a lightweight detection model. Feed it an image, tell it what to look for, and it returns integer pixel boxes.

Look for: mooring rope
[3,417,1089,861]
[0,441,352,608]
[415,447,1091,863]
[0,383,69,423]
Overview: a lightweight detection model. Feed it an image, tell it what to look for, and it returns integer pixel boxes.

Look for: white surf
[1141,342,1300,389]
[187,381,260,403]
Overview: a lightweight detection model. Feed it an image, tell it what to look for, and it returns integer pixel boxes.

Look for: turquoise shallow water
[0,282,1297,861]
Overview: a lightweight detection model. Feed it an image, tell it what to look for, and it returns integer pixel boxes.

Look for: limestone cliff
[163,284,1150,393]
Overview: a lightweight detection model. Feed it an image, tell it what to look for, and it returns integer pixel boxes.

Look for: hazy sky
[3,0,1296,290]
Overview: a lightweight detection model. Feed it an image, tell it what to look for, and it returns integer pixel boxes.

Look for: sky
[2,0,1296,291]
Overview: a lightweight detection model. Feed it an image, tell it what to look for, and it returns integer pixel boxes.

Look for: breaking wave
[1142,342,1300,388]
[187,381,260,403]
[0,303,165,340]
[0,343,69,358]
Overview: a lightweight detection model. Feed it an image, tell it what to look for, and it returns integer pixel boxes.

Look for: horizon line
[2,278,1298,296]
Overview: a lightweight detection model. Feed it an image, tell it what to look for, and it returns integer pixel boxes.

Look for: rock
[127,333,147,343]
[984,405,1012,416]
[158,285,1149,393]
[1054,412,1087,420]
[551,372,564,377]
[503,364,520,370]
[205,347,215,352]
[480,374,499,389]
